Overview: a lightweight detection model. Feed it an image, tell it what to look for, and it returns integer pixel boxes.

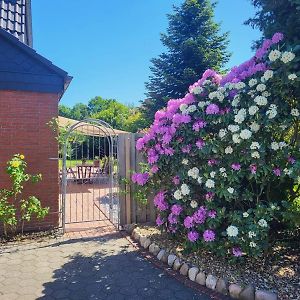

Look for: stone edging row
[128,226,277,300]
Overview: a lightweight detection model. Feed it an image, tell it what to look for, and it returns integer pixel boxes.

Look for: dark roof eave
[0,28,71,92]
[59,75,73,101]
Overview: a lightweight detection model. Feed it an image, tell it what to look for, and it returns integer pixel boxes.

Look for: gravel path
[0,232,213,300]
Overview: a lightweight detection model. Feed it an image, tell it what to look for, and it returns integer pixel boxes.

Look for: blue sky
[32,0,261,107]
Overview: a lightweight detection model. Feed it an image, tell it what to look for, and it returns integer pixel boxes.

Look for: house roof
[58,116,129,137]
[0,0,32,47]
[0,28,72,95]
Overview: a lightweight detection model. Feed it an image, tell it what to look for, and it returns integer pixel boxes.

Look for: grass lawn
[58,159,94,169]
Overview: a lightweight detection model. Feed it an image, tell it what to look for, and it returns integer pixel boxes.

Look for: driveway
[0,231,214,300]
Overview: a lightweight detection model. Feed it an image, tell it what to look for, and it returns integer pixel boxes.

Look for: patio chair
[92,157,110,183]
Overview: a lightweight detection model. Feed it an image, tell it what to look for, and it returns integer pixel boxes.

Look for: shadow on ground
[38,244,211,300]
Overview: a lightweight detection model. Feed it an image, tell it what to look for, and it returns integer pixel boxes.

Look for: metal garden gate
[60,118,119,232]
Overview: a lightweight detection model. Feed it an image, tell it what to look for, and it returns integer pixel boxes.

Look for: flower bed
[131,225,299,300]
[132,32,300,260]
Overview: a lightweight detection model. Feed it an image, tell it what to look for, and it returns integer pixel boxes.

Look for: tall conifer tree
[142,0,230,123]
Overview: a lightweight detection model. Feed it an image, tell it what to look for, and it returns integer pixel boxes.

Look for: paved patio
[0,230,214,300]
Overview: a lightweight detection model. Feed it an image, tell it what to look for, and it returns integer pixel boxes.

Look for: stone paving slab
[0,232,212,300]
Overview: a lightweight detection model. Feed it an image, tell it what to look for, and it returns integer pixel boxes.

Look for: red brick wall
[0,90,60,232]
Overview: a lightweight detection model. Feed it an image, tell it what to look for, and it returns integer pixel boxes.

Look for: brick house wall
[0,90,60,231]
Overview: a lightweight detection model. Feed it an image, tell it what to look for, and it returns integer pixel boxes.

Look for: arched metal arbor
[60,118,119,232]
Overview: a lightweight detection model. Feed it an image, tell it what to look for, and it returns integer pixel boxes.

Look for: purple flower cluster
[196,139,205,149]
[208,210,217,218]
[203,229,215,242]
[131,172,149,186]
[273,168,281,177]
[156,215,164,226]
[232,247,243,257]
[168,213,178,224]
[193,206,207,224]
[183,216,194,228]
[249,164,257,174]
[153,191,168,211]
[205,192,215,201]
[206,104,220,115]
[193,119,207,131]
[171,204,183,216]
[188,230,199,242]
[172,175,180,185]
[231,163,241,171]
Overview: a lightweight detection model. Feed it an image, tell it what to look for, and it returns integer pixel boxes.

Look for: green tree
[245,0,300,47]
[58,104,72,118]
[70,103,89,120]
[92,100,130,129]
[123,109,147,133]
[143,0,230,123]
[87,96,114,115]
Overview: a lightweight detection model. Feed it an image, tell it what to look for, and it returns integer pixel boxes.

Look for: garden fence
[118,133,156,226]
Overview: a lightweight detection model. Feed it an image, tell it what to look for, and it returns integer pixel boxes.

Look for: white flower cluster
[251,151,260,159]
[182,159,189,165]
[266,104,277,119]
[219,129,227,139]
[174,183,191,200]
[234,108,247,124]
[219,167,227,178]
[231,95,240,107]
[232,134,241,144]
[256,83,266,92]
[188,167,199,179]
[210,171,216,178]
[281,51,295,64]
[174,190,182,200]
[181,183,190,196]
[258,219,268,227]
[198,101,207,108]
[180,104,197,114]
[205,179,215,189]
[248,78,257,87]
[288,74,297,81]
[249,122,260,132]
[268,50,281,62]
[192,86,203,95]
[228,124,239,132]
[263,70,273,81]
[250,142,260,150]
[254,95,268,106]
[234,82,246,90]
[227,187,234,194]
[226,225,239,237]
[240,129,252,140]
[270,141,287,151]
[209,91,225,102]
[248,231,256,238]
[248,105,259,115]
[225,146,233,154]
[269,50,295,64]
[190,200,198,208]
[291,108,299,117]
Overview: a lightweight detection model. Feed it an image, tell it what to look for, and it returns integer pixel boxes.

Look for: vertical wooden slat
[118,134,126,226]
[125,134,131,224]
[148,191,156,223]
[136,137,147,223]
[130,133,137,223]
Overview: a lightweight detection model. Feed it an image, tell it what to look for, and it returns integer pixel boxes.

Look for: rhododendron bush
[133,33,300,259]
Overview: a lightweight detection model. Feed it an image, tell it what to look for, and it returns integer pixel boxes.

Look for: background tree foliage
[142,0,231,124]
[59,97,146,133]
[245,0,300,47]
